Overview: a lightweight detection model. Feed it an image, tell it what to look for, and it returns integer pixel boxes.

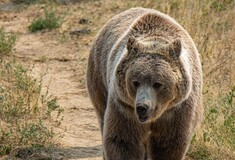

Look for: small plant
[0,59,63,156]
[0,28,16,55]
[29,8,62,32]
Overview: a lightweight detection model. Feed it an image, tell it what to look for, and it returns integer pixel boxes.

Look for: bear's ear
[127,36,139,53]
[169,39,181,57]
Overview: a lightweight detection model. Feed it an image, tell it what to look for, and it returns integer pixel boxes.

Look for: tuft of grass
[29,8,62,32]
[0,59,64,156]
[0,28,16,55]
[189,146,212,160]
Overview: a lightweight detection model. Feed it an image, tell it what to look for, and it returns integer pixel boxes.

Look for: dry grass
[0,28,16,55]
[0,59,64,156]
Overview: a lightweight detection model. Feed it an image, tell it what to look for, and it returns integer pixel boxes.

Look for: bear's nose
[136,104,149,116]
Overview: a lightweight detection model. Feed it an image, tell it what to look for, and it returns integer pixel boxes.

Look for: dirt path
[0,2,103,160]
[14,16,103,160]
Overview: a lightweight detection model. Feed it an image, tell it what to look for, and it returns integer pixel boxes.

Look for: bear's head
[115,36,192,123]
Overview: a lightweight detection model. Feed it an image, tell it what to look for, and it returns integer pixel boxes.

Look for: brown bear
[87,7,203,160]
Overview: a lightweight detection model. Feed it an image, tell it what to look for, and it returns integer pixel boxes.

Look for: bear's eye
[153,82,162,90]
[133,80,140,88]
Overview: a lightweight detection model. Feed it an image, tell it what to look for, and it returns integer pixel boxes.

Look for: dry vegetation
[0,59,64,156]
[0,0,234,159]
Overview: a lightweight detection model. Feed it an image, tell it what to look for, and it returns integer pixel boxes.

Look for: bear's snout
[135,85,156,122]
[136,104,149,122]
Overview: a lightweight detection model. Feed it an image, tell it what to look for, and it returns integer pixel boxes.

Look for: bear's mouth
[137,114,149,122]
[136,107,159,123]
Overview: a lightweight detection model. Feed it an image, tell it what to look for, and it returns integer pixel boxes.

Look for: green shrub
[0,28,16,55]
[0,59,63,156]
[29,8,62,32]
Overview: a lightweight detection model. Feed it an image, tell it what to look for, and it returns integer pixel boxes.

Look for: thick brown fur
[87,8,203,160]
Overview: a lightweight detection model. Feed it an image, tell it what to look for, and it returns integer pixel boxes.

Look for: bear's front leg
[103,100,147,160]
[149,134,190,160]
[148,115,192,160]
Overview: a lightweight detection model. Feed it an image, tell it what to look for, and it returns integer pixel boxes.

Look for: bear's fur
[87,7,203,160]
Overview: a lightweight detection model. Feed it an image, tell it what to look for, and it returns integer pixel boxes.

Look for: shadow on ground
[52,145,103,159]
[7,145,103,160]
